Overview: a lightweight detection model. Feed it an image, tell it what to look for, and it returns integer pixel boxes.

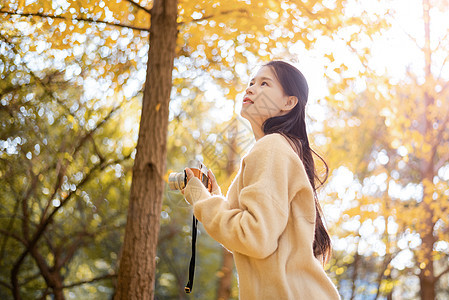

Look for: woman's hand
[180,167,194,195]
[180,167,222,196]
[208,169,222,196]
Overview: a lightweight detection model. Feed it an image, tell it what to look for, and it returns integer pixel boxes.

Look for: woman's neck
[250,122,265,141]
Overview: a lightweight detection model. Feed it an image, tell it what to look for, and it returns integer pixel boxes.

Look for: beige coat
[185,133,341,300]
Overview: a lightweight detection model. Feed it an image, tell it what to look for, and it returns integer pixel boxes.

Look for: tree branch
[39,158,66,226]
[436,264,449,281]
[73,103,124,156]
[433,30,448,53]
[435,152,449,171]
[10,153,132,299]
[432,110,449,170]
[29,246,53,290]
[402,27,422,50]
[0,10,150,32]
[438,69,449,91]
[20,271,42,286]
[63,274,116,289]
[56,234,88,270]
[0,229,26,245]
[125,0,152,15]
[39,102,123,224]
[38,287,50,300]
[0,33,80,158]
[297,2,373,72]
[0,279,12,290]
[43,231,56,257]
[0,179,22,265]
[21,170,39,242]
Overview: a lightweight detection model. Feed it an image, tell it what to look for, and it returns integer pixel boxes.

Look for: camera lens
[168,172,186,190]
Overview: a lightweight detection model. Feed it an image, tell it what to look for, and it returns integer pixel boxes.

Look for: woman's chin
[239,107,246,116]
[240,109,252,122]
[240,104,254,116]
[239,111,262,130]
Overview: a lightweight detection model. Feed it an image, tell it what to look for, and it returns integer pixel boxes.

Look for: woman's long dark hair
[262,60,332,264]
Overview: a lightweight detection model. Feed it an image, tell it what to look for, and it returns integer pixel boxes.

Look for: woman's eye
[248,81,268,87]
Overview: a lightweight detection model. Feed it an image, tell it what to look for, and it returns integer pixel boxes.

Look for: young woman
[182,60,341,299]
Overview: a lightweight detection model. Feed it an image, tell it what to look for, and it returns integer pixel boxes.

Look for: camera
[168,160,212,192]
[169,160,212,293]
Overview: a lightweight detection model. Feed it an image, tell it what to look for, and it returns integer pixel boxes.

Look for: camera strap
[184,215,198,293]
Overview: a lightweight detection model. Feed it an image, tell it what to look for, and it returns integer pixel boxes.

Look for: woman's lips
[243,97,254,104]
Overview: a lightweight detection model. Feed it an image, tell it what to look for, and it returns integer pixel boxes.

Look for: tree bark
[418,1,437,299]
[419,174,436,300]
[114,0,178,299]
[374,254,393,300]
[349,245,360,300]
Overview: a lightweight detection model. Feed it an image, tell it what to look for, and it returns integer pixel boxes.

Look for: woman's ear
[283,96,298,111]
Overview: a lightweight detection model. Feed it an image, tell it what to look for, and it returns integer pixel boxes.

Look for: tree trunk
[419,269,435,300]
[349,247,359,300]
[52,278,65,300]
[386,285,393,300]
[419,174,436,300]
[418,1,436,299]
[374,256,389,300]
[114,0,178,299]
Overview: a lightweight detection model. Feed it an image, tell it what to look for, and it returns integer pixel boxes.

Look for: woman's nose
[245,85,254,95]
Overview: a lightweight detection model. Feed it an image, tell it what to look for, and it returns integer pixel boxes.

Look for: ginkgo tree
[1,0,390,298]
[322,0,449,298]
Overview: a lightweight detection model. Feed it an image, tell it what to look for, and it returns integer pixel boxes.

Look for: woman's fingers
[185,167,194,180]
[208,169,221,195]
[208,169,216,185]
[181,168,194,195]
[181,168,221,195]
[208,169,214,179]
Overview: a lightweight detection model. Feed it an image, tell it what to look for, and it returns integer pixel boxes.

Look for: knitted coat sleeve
[184,134,307,259]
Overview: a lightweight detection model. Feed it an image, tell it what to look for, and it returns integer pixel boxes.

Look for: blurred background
[1,0,448,299]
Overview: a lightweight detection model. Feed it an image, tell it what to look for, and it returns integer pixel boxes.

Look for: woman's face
[240,66,294,130]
